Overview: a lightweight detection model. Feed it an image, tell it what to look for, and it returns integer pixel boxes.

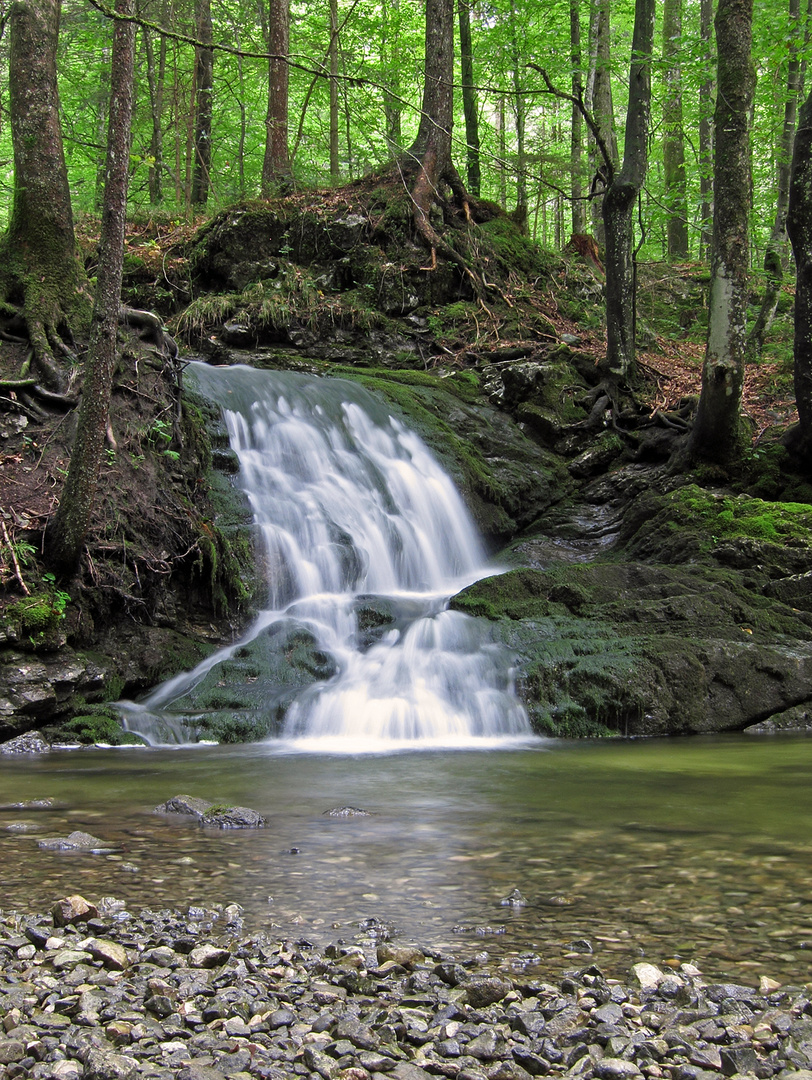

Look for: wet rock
[189,943,231,968]
[0,730,50,754]
[323,806,371,817]
[39,831,106,852]
[155,794,266,829]
[500,889,529,908]
[156,794,213,818]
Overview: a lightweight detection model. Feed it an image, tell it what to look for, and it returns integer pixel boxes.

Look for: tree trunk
[699,0,714,257]
[262,0,292,194]
[786,87,812,462]
[46,0,136,575]
[601,0,655,380]
[329,0,340,179]
[382,0,402,156]
[586,0,618,241]
[662,0,689,258]
[570,0,586,235]
[748,0,803,359]
[509,3,528,229]
[459,0,481,196]
[688,0,754,464]
[191,0,214,207]
[0,0,91,391]
[141,18,166,205]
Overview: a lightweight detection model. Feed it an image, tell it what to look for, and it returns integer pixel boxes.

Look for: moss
[52,709,145,746]
[476,216,546,276]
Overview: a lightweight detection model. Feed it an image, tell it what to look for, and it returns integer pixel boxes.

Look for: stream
[1,736,811,984]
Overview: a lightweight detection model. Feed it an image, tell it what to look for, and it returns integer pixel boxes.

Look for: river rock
[323,806,371,816]
[465,976,515,1008]
[39,831,106,852]
[52,894,100,925]
[156,794,266,828]
[0,730,50,754]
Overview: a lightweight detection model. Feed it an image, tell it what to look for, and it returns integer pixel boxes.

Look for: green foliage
[9,574,71,643]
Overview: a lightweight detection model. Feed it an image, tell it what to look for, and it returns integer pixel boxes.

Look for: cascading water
[121,363,532,751]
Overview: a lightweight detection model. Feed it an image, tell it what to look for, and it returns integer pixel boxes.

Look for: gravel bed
[1,896,811,1080]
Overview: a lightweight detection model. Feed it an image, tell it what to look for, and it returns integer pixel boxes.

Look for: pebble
[0,896,809,1080]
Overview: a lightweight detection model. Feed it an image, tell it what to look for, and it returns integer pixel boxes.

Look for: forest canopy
[0,0,797,266]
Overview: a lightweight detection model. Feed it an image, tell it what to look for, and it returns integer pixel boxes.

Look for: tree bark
[601,0,655,380]
[382,0,402,156]
[688,0,754,464]
[459,0,481,196]
[786,86,812,462]
[699,0,714,257]
[191,0,213,207]
[662,0,689,258]
[141,16,166,205]
[570,0,586,235]
[329,0,340,179]
[46,0,136,575]
[748,0,804,359]
[0,0,91,391]
[586,0,618,241]
[261,0,292,194]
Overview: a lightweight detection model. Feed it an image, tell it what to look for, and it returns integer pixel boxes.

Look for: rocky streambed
[1,895,811,1080]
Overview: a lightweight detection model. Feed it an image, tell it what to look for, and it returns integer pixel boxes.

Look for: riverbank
[1,896,810,1080]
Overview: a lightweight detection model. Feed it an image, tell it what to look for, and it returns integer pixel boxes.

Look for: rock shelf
[0,897,810,1080]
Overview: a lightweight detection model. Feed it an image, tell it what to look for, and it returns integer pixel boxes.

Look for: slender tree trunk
[509,3,528,229]
[191,0,213,207]
[688,0,754,464]
[458,0,481,196]
[699,0,714,257]
[586,0,618,241]
[601,0,655,379]
[142,20,166,205]
[329,0,340,179]
[382,0,402,156]
[262,0,292,193]
[0,0,91,391]
[570,0,586,235]
[748,0,804,358]
[662,0,689,257]
[786,87,812,462]
[46,0,136,575]
[94,45,110,212]
[498,96,507,209]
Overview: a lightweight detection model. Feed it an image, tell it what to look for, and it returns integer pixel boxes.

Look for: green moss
[54,710,145,746]
[476,216,546,276]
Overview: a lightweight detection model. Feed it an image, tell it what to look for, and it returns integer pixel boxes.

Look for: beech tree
[601,0,655,379]
[0,0,91,391]
[688,0,755,464]
[662,0,689,258]
[262,0,293,193]
[191,0,214,206]
[785,86,812,463]
[46,0,137,574]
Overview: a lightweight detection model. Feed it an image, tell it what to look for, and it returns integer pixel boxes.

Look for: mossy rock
[618,484,812,578]
[48,707,145,746]
[452,562,812,737]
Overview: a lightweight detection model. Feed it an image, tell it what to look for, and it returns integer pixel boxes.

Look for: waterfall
[121,364,532,751]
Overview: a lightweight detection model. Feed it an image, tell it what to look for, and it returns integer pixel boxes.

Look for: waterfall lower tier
[120,364,532,751]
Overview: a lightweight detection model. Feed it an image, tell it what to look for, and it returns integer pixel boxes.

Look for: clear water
[122,365,529,748]
[1,736,811,986]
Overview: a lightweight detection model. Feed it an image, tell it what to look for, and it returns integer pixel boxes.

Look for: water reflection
[1,736,811,985]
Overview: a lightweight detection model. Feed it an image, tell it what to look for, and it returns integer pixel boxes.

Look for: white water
[122,364,532,751]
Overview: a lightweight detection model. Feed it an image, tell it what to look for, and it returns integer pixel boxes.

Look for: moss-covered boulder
[452,562,812,737]
[146,620,338,743]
